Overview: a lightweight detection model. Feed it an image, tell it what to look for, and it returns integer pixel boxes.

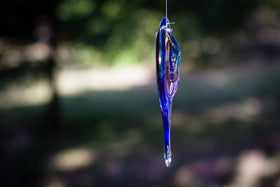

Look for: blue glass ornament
[156,17,181,167]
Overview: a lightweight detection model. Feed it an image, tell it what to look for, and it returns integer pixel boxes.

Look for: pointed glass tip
[165,155,171,167]
[164,146,172,168]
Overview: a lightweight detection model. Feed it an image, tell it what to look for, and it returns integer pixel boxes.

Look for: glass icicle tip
[165,145,172,167]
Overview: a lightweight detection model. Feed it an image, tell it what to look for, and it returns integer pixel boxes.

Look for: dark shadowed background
[0,0,280,187]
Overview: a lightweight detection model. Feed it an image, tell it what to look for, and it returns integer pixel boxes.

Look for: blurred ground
[1,0,280,187]
[1,62,280,187]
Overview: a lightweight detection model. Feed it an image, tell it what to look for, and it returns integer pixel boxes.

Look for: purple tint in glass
[156,17,181,167]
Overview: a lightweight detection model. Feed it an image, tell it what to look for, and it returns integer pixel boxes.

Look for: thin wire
[165,0,168,19]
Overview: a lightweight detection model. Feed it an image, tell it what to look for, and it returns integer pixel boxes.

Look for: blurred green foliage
[56,0,95,21]
[52,0,280,65]
[55,0,160,65]
[0,0,280,65]
[1,0,280,66]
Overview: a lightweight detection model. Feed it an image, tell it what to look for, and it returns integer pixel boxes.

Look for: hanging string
[166,0,168,19]
[165,0,174,25]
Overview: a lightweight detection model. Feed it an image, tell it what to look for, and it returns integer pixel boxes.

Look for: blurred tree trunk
[46,53,60,133]
[33,0,61,134]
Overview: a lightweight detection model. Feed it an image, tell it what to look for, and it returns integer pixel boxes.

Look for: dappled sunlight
[175,166,196,186]
[44,177,66,187]
[57,65,153,95]
[24,42,51,62]
[231,150,280,187]
[0,65,153,108]
[0,40,51,67]
[234,150,266,187]
[0,79,52,108]
[206,98,262,124]
[51,147,95,171]
[173,152,280,187]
